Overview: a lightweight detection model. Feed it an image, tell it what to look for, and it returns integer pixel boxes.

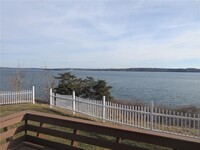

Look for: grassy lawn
[0,103,99,121]
[0,103,171,150]
[1,103,79,118]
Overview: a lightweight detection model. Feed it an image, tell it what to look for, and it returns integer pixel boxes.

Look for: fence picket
[48,91,200,139]
[110,102,112,121]
[138,106,141,127]
[177,112,180,134]
[198,114,200,138]
[135,106,137,126]
[121,104,123,123]
[161,109,164,132]
[130,105,132,125]
[165,110,168,132]
[184,113,188,136]
[0,88,34,105]
[189,113,191,135]
[124,105,126,124]
[193,114,196,136]
[144,107,146,128]
[147,107,149,128]
[133,106,135,126]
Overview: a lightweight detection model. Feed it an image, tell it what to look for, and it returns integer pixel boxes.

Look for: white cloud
[1,0,200,68]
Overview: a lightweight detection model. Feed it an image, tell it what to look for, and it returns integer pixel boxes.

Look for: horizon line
[1,67,200,70]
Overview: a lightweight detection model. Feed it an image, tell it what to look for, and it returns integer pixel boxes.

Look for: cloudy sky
[1,0,200,68]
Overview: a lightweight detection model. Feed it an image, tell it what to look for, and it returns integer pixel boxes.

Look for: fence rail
[50,90,200,139]
[0,86,35,105]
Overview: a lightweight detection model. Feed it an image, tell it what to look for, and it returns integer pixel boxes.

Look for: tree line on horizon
[2,67,200,73]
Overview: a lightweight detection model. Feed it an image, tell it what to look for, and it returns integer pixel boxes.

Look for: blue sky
[1,0,200,68]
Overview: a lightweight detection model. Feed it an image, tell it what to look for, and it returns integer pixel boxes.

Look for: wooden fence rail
[0,111,199,150]
[50,90,200,139]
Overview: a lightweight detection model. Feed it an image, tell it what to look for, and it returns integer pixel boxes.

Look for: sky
[1,0,200,68]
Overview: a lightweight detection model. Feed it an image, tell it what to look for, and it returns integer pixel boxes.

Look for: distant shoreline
[1,67,200,73]
[71,68,200,73]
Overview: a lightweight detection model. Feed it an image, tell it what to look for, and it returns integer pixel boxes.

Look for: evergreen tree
[93,80,113,100]
[54,72,113,101]
[54,72,81,95]
[81,77,96,99]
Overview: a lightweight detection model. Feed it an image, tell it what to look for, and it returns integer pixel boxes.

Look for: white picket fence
[0,86,35,105]
[50,89,200,139]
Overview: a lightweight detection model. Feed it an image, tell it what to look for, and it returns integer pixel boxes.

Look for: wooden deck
[0,110,199,150]
[17,145,38,150]
[15,142,55,150]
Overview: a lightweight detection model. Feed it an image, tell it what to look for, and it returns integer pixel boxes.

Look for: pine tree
[54,72,113,101]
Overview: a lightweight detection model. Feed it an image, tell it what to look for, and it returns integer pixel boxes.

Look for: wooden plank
[0,111,26,122]
[26,125,146,150]
[26,124,71,139]
[23,141,55,150]
[25,135,83,150]
[0,125,25,141]
[68,132,146,150]
[1,109,196,149]
[0,135,25,150]
[0,115,25,129]
[26,111,200,150]
[27,112,198,142]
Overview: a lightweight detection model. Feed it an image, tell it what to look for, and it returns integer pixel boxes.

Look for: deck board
[15,142,55,150]
[16,145,38,150]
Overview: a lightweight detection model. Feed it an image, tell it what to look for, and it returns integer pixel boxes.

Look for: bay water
[0,68,200,107]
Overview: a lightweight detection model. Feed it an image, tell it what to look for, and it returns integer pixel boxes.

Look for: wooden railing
[0,111,199,150]
[0,111,26,150]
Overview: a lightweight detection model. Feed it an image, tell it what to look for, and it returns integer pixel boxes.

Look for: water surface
[0,68,200,107]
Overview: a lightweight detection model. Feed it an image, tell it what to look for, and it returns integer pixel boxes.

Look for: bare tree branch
[42,66,56,100]
[8,64,25,91]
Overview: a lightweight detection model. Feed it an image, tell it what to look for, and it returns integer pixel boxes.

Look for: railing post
[32,86,35,104]
[25,119,28,136]
[50,88,53,108]
[150,101,154,130]
[71,129,79,146]
[102,96,106,122]
[72,91,76,114]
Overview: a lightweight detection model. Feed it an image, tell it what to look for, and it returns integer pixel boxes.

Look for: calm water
[0,68,200,107]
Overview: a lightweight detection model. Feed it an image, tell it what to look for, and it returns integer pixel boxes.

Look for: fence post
[54,92,56,106]
[32,86,35,104]
[72,91,76,115]
[50,88,52,108]
[150,101,154,130]
[198,114,200,138]
[102,96,106,122]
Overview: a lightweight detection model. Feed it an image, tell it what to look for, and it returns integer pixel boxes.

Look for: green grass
[0,103,171,150]
[0,103,71,117]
